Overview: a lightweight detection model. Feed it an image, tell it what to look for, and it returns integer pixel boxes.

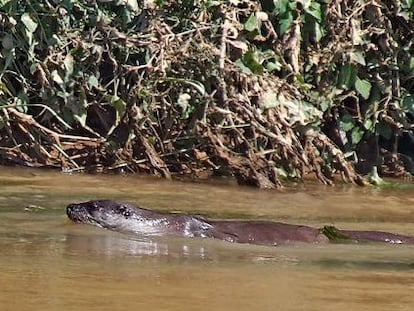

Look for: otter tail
[339,229,414,245]
[321,226,414,245]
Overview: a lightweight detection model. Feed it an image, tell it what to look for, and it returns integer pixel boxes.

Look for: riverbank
[1,1,413,187]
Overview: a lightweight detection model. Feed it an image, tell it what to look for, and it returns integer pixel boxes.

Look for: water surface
[1,167,414,311]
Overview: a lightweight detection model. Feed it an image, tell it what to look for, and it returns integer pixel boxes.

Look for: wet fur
[67,200,414,246]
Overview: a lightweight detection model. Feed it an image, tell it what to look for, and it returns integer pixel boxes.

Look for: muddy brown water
[1,167,414,311]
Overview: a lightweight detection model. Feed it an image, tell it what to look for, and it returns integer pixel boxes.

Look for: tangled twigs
[134,132,172,179]
[203,126,279,188]
[2,108,104,169]
[0,0,381,186]
[217,18,230,107]
[311,133,366,186]
[7,108,103,143]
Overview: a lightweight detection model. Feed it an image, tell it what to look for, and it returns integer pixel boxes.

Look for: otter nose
[66,204,75,218]
[66,203,77,213]
[66,203,83,222]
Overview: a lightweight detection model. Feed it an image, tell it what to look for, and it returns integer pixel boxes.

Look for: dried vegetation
[0,0,413,187]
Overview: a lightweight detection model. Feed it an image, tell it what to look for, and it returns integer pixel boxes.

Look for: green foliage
[0,0,146,132]
[244,13,260,32]
[246,0,414,175]
[337,64,358,89]
[354,78,372,100]
[235,49,282,74]
[274,0,295,35]
[236,50,263,74]
[320,226,353,243]
[1,0,414,180]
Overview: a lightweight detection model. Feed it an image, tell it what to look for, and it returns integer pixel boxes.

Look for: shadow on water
[315,259,414,271]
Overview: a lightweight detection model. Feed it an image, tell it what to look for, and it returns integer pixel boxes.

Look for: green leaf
[363,118,374,131]
[3,47,15,71]
[21,13,38,45]
[339,114,355,132]
[274,0,289,14]
[244,14,258,32]
[235,59,252,74]
[401,95,414,115]
[287,0,297,10]
[355,77,372,99]
[400,0,413,10]
[206,0,222,7]
[16,93,28,113]
[125,0,139,12]
[410,57,414,72]
[305,2,322,22]
[21,13,38,33]
[51,70,64,85]
[279,11,293,35]
[350,50,366,66]
[300,0,311,9]
[319,99,330,113]
[376,121,392,139]
[88,75,99,89]
[0,82,12,96]
[321,226,353,242]
[241,50,264,74]
[74,112,87,127]
[111,95,126,122]
[314,22,323,42]
[266,61,281,72]
[337,64,357,89]
[351,127,363,145]
[155,0,166,6]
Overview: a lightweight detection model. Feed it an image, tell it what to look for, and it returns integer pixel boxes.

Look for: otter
[66,200,414,246]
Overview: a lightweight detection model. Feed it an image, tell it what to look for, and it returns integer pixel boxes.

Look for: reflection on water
[66,233,211,259]
[1,166,414,310]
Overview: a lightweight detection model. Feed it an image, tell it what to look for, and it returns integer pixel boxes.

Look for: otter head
[67,200,214,238]
[66,200,178,236]
[67,200,139,230]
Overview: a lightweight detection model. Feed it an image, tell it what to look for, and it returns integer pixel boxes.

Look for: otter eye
[119,205,131,217]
